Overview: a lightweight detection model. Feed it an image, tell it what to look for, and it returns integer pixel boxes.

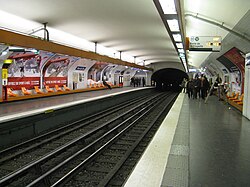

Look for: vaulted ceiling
[184,0,250,67]
[0,0,180,66]
[0,0,249,70]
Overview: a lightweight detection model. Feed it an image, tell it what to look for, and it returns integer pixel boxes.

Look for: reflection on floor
[162,94,250,187]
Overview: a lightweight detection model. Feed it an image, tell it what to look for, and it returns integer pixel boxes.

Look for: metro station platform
[0,86,149,123]
[1,89,250,186]
[125,93,250,187]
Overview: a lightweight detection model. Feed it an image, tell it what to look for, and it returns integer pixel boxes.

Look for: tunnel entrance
[151,68,188,91]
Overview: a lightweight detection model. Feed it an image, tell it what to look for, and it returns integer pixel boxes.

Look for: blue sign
[115,70,120,73]
[75,66,86,71]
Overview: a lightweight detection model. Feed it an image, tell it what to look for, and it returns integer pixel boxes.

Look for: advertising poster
[218,47,245,92]
[103,65,116,80]
[7,50,54,90]
[243,53,250,119]
[43,55,80,87]
[88,61,109,81]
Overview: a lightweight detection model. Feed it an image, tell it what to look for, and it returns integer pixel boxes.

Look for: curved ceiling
[0,0,249,71]
[0,0,180,66]
[184,0,250,67]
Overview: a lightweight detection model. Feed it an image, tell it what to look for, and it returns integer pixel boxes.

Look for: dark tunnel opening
[151,68,188,92]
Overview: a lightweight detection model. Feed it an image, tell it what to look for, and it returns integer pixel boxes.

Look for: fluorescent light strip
[176,43,183,48]
[178,49,184,53]
[173,34,182,42]
[167,19,180,32]
[159,0,177,14]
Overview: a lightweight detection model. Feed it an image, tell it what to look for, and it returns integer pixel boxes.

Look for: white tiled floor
[124,93,184,187]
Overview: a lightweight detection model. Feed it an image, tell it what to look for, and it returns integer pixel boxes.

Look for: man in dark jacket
[200,75,210,99]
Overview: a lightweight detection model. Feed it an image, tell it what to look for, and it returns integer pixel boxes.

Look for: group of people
[130,77,146,87]
[181,75,210,100]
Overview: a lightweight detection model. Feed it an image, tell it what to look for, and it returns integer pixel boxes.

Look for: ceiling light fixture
[154,0,188,72]
[167,19,180,32]
[173,34,182,42]
[176,43,183,48]
[178,48,184,53]
[159,0,177,14]
[179,53,185,57]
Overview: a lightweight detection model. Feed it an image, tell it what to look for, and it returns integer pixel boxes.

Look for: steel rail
[47,93,173,187]
[0,92,164,186]
[0,92,153,163]
[99,93,178,186]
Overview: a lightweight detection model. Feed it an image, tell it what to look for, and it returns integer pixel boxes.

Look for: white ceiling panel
[0,0,249,71]
[0,0,180,65]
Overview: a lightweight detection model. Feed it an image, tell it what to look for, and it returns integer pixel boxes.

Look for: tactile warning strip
[161,97,190,187]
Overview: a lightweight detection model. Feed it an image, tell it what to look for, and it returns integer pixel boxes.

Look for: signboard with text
[188,36,221,52]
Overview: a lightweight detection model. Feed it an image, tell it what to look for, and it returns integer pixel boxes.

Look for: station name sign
[187,36,221,52]
[75,66,86,71]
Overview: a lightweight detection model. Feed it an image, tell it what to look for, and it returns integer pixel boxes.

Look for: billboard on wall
[43,55,80,87]
[2,45,101,90]
[4,46,83,90]
[243,53,250,119]
[88,61,109,81]
[217,55,239,73]
[224,47,245,73]
[7,50,54,90]
[217,47,245,92]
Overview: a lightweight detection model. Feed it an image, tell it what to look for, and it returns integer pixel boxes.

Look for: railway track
[0,91,178,186]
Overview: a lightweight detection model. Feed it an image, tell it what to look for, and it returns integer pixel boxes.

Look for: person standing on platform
[186,78,194,99]
[103,80,112,90]
[193,76,201,99]
[135,78,139,87]
[130,77,134,87]
[181,78,187,93]
[200,75,209,99]
[142,77,146,87]
[133,77,137,87]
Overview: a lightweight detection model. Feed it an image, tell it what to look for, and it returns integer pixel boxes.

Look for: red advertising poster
[7,50,54,90]
[8,77,40,90]
[5,47,80,91]
[224,47,245,92]
[43,55,80,86]
[224,47,245,74]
